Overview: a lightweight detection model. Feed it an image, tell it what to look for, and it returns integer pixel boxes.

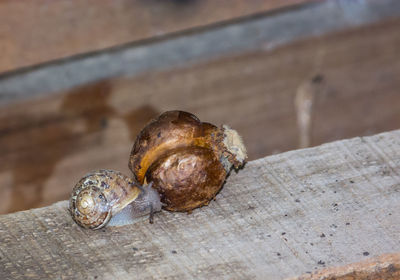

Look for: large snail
[69,111,246,229]
[129,111,247,212]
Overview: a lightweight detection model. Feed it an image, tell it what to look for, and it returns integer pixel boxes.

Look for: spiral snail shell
[69,169,161,229]
[129,110,247,212]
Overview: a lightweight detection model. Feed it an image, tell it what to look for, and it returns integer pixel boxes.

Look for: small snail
[69,169,161,229]
[129,110,247,212]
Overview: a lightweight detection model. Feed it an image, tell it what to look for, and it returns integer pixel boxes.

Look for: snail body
[129,111,247,212]
[69,169,161,229]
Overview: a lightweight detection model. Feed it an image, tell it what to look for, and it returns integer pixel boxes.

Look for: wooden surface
[2,0,400,104]
[293,254,400,279]
[0,0,311,74]
[1,130,399,279]
[1,15,400,214]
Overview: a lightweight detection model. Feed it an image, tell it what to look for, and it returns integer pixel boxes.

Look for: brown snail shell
[69,169,161,229]
[129,111,247,212]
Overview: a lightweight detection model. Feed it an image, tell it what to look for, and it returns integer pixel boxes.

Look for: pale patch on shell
[222,125,247,165]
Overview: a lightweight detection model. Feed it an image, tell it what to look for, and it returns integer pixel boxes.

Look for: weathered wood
[1,130,399,279]
[292,254,400,279]
[0,0,310,74]
[2,0,400,104]
[1,16,400,214]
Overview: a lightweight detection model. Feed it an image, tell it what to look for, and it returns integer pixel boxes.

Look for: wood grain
[2,0,400,105]
[1,130,399,279]
[293,253,400,279]
[1,17,400,214]
[0,0,311,74]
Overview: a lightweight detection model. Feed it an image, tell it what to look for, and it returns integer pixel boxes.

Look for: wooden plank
[2,0,400,105]
[1,16,400,214]
[1,130,399,279]
[292,254,400,279]
[0,0,311,74]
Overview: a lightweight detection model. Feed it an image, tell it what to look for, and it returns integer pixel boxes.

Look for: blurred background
[0,0,399,214]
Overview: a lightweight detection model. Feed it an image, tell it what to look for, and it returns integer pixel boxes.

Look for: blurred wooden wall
[1,0,400,213]
[0,0,309,73]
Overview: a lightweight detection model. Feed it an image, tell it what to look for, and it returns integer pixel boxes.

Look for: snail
[129,110,247,212]
[69,169,161,229]
[69,110,246,229]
